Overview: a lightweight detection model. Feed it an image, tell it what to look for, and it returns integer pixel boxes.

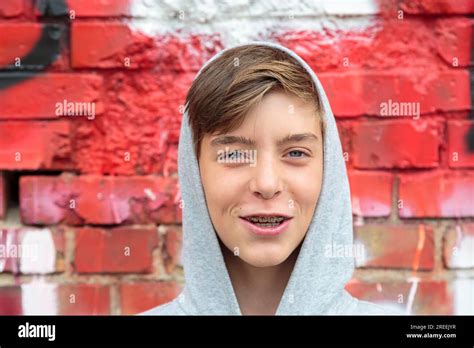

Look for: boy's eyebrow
[210,133,319,147]
[210,135,256,147]
[276,133,319,146]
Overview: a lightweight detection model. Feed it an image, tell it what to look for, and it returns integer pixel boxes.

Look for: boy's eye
[286,150,307,158]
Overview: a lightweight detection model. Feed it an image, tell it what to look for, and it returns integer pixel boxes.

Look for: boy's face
[199,90,323,267]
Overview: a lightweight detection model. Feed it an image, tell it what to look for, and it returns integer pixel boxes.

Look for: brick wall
[0,0,473,315]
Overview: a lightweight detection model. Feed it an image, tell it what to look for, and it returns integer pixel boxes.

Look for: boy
[141,42,396,315]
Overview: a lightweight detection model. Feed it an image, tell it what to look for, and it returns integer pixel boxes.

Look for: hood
[141,41,392,315]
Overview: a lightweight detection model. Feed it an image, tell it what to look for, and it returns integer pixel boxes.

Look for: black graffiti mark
[36,0,68,16]
[0,0,68,90]
[0,25,62,89]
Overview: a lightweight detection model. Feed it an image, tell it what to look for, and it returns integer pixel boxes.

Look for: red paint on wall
[399,171,474,217]
[20,175,181,225]
[0,0,472,315]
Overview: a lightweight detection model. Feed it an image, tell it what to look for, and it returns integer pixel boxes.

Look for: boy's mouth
[240,214,292,228]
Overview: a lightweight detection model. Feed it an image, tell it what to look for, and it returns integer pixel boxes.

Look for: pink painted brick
[20,174,181,225]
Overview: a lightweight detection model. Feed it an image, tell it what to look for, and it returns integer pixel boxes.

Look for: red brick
[337,121,352,165]
[0,227,65,275]
[120,281,181,315]
[277,19,443,72]
[0,172,5,219]
[19,175,70,225]
[152,34,224,72]
[71,22,158,69]
[163,226,182,273]
[436,19,472,67]
[0,23,66,69]
[0,23,40,67]
[0,286,22,315]
[58,284,110,315]
[63,0,131,17]
[351,120,442,169]
[399,0,474,14]
[0,121,72,170]
[448,120,474,168]
[319,71,470,117]
[74,226,158,273]
[20,174,180,225]
[348,170,393,217]
[72,23,223,72]
[0,1,24,17]
[443,223,474,269]
[345,280,453,314]
[398,171,474,217]
[354,224,435,270]
[0,73,102,119]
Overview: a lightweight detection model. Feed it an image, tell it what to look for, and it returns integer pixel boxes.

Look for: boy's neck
[221,241,301,315]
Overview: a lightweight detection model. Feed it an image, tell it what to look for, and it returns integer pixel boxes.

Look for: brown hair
[184,44,323,158]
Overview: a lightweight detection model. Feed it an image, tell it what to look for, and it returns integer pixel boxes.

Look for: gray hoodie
[141,41,397,315]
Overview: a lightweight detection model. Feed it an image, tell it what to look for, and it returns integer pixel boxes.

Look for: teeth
[246,216,286,223]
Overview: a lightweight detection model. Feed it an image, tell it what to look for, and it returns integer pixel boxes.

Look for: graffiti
[0,0,473,316]
[0,0,67,90]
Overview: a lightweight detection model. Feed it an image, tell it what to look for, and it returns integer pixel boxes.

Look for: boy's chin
[239,249,291,268]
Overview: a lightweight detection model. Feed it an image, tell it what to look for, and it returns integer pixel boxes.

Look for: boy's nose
[249,156,282,200]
